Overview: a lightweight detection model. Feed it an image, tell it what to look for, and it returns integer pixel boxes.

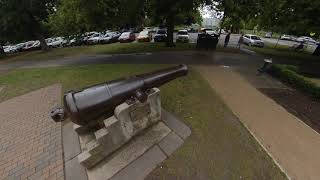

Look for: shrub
[269,64,320,100]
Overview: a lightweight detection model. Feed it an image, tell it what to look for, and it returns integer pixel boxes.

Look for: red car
[118,32,136,43]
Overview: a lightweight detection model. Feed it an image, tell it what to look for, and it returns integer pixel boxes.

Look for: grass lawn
[0,64,286,179]
[242,29,282,38]
[247,42,320,62]
[0,42,242,64]
[306,78,320,87]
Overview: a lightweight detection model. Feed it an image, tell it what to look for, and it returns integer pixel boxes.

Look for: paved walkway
[196,66,320,180]
[0,85,64,180]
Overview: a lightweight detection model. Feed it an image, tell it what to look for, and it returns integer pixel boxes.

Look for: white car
[100,32,121,44]
[22,41,36,51]
[243,34,264,47]
[13,43,26,52]
[176,30,189,43]
[48,37,67,48]
[280,35,291,41]
[296,36,317,44]
[137,31,152,42]
[205,30,218,36]
[87,33,103,44]
[3,46,11,53]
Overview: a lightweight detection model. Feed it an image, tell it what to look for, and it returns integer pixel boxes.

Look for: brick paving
[0,84,64,180]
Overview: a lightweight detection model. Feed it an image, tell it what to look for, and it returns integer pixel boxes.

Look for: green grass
[269,64,320,100]
[241,29,282,39]
[0,43,196,63]
[0,64,287,179]
[306,78,320,87]
[248,42,320,61]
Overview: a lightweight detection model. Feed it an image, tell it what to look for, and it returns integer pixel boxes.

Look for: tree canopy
[0,0,56,50]
[0,0,319,50]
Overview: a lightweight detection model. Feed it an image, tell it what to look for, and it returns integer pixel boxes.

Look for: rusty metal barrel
[50,64,188,126]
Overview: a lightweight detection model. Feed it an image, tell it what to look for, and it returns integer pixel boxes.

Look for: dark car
[154,29,167,42]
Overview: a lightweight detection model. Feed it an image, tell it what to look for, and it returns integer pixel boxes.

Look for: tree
[49,0,148,37]
[0,46,4,57]
[212,0,261,33]
[314,45,320,56]
[147,0,211,47]
[0,0,56,51]
[256,0,320,56]
[49,0,123,37]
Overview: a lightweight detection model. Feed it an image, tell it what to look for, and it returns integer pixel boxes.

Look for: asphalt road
[0,51,265,74]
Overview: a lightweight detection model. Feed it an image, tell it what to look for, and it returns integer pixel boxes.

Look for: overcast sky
[201,5,223,19]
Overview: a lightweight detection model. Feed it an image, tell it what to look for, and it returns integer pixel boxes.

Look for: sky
[201,7,213,18]
[200,5,223,19]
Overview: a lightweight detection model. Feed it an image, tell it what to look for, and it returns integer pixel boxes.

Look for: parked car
[4,45,18,53]
[3,46,10,53]
[265,32,272,38]
[48,37,67,48]
[280,34,293,41]
[68,35,86,46]
[22,41,36,51]
[280,34,290,40]
[28,41,41,51]
[100,31,121,43]
[243,34,264,47]
[200,28,212,33]
[154,29,167,42]
[87,33,103,45]
[118,32,136,43]
[137,30,152,42]
[14,43,26,52]
[204,30,219,36]
[143,27,153,32]
[82,32,99,44]
[176,30,189,43]
[296,36,317,44]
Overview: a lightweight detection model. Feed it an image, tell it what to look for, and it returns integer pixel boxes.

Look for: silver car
[243,34,264,47]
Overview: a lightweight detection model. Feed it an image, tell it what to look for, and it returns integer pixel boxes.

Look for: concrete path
[0,84,64,180]
[196,66,320,180]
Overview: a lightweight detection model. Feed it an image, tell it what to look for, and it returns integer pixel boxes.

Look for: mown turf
[248,42,320,62]
[0,64,287,180]
[0,43,195,62]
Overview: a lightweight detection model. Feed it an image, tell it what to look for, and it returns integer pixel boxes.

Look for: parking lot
[3,29,318,57]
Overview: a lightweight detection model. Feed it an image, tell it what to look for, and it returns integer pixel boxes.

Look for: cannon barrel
[50,64,188,126]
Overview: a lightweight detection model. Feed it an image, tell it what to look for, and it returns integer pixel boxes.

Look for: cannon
[50,64,188,126]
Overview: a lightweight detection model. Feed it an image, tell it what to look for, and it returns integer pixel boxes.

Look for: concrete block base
[85,109,191,180]
[62,90,191,180]
[76,88,162,169]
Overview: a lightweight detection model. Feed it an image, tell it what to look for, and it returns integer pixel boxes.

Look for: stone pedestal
[75,88,161,169]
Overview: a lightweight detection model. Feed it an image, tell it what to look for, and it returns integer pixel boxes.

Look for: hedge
[268,64,320,100]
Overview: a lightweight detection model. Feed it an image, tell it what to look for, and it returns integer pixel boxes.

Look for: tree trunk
[313,44,320,56]
[35,33,49,51]
[274,36,280,48]
[219,16,226,37]
[166,16,175,47]
[0,45,5,56]
[25,10,49,51]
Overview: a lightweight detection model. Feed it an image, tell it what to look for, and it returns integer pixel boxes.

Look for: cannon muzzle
[51,64,188,126]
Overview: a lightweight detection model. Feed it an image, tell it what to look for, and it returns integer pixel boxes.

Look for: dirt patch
[259,88,320,134]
